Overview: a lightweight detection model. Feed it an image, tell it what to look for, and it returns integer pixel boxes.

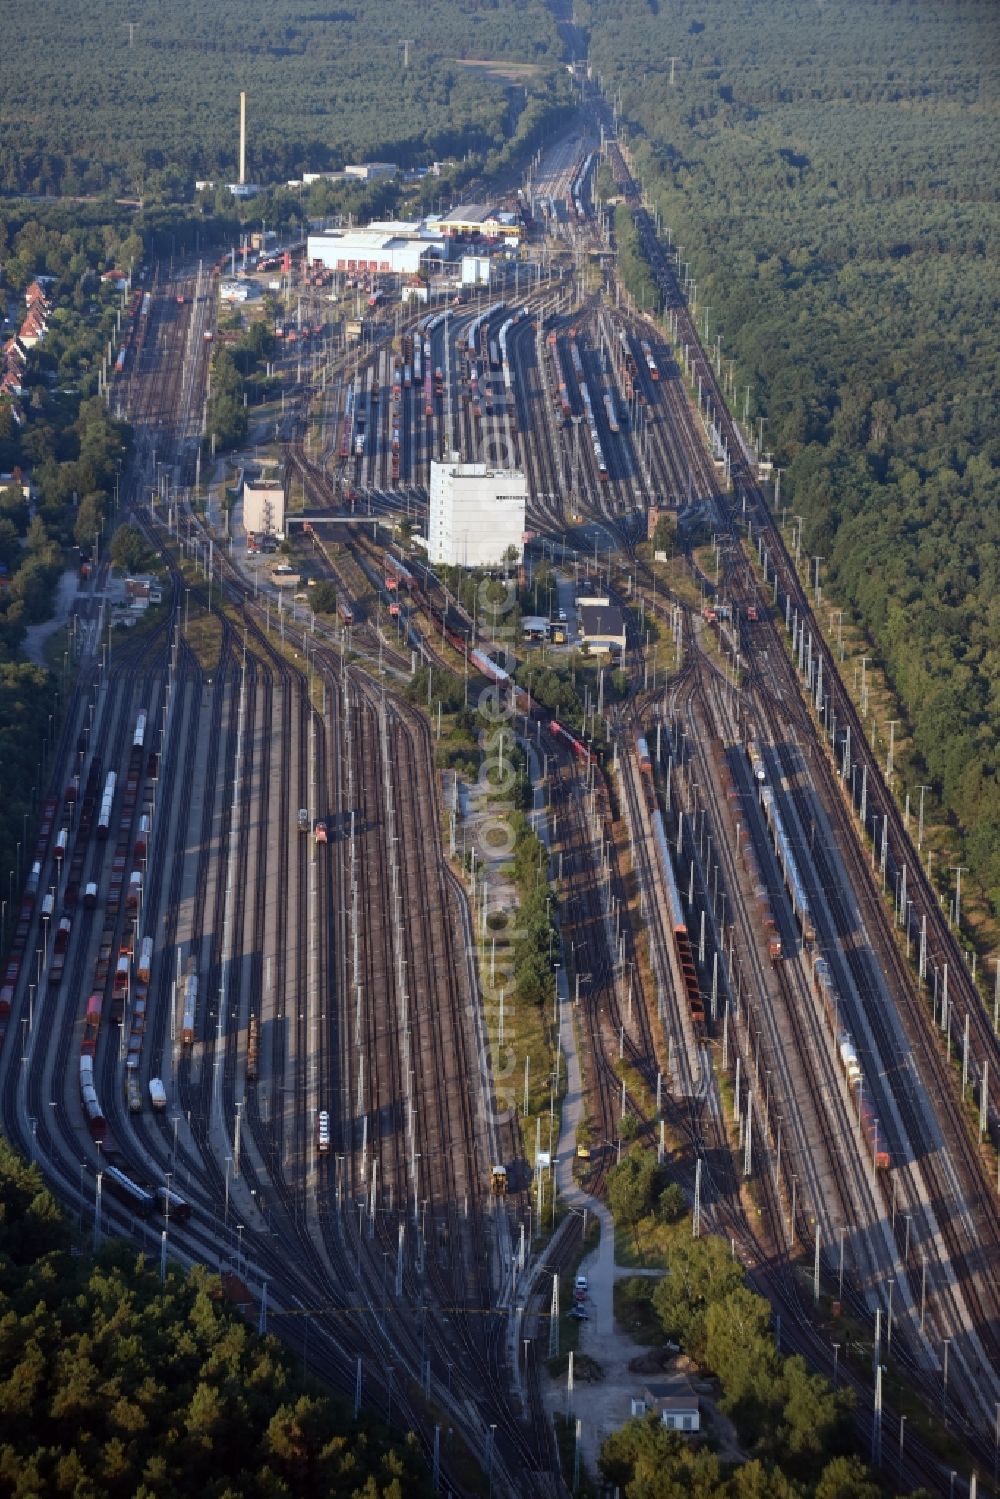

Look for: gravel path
[21,569,79,667]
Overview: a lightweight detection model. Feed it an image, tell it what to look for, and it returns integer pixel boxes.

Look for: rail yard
[0,82,997,1499]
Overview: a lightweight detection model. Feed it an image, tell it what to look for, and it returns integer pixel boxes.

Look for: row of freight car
[738,736,889,1169]
[546,331,609,479]
[713,749,783,961]
[78,710,172,1138]
[812,956,890,1170]
[641,725,890,1169]
[343,302,533,471]
[100,1164,192,1222]
[634,733,705,1030]
[746,740,816,945]
[78,763,193,1223]
[570,152,594,221]
[111,289,151,380]
[0,789,62,1041]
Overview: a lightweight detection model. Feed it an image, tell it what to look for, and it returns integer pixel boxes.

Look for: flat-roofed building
[306,228,447,277]
[243,479,285,538]
[345,162,398,181]
[428,458,527,569]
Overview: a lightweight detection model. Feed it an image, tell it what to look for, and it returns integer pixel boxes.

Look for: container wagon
[246,1013,259,1082]
[137,936,154,984]
[80,1055,106,1141]
[181,972,198,1045]
[97,772,117,839]
[134,814,150,860]
[113,948,131,1001]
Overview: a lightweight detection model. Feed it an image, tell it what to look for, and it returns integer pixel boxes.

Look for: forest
[0,1141,428,1497]
[0,0,569,199]
[584,0,1000,924]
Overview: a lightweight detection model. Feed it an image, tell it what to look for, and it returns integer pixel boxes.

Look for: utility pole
[917,785,931,851]
[693,1158,702,1238]
[813,555,824,604]
[885,720,898,781]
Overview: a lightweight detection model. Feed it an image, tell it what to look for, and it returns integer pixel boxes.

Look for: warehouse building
[243,478,285,538]
[306,226,447,277]
[428,459,527,569]
[345,162,398,182]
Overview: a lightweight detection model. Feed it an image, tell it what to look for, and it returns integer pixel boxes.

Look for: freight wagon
[97,772,117,838]
[181,971,198,1045]
[137,936,154,984]
[650,810,705,1027]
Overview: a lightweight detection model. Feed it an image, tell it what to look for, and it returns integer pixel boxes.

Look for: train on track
[102,1165,192,1222]
[635,733,705,1028]
[181,969,198,1046]
[812,958,890,1169]
[1,787,68,1041]
[97,771,117,839]
[747,740,816,946]
[650,808,705,1028]
[550,719,593,765]
[714,749,784,961]
[246,1013,259,1082]
[74,714,156,1146]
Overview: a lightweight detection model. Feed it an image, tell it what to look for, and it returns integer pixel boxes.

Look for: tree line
[0,1141,429,1496]
[585,0,1000,921]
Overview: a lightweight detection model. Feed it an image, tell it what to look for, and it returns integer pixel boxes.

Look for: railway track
[590,117,1000,1476]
